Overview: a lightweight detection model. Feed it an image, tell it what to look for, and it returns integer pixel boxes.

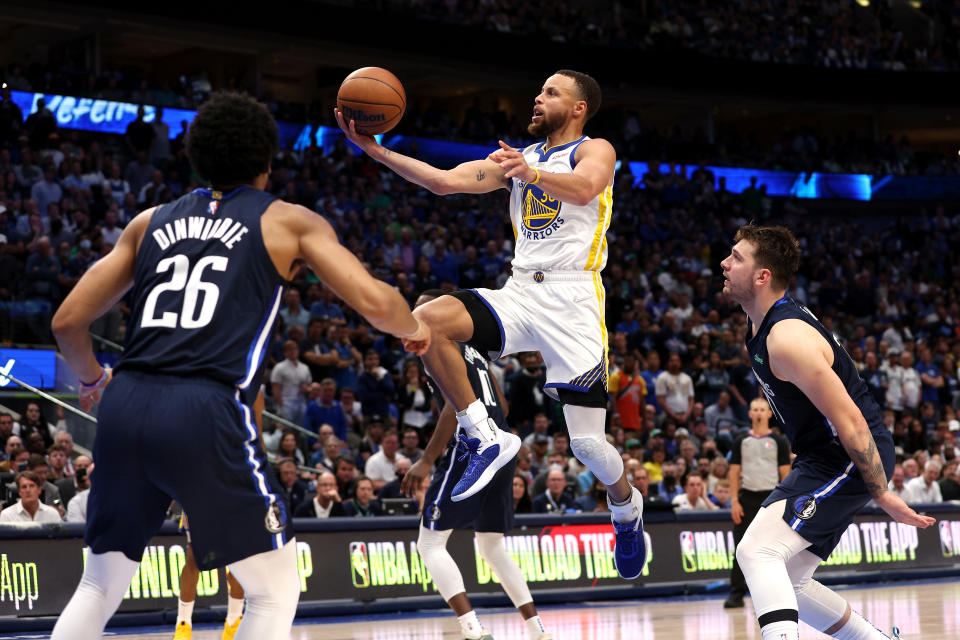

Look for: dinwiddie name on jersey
[151,216,250,252]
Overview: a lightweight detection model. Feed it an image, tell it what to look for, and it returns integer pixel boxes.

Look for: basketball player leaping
[401,290,551,640]
[50,92,430,640]
[721,224,934,640]
[336,69,646,580]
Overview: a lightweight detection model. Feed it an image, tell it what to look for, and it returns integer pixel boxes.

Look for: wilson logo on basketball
[340,106,385,122]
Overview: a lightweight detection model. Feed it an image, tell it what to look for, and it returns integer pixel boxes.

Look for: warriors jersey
[509,136,613,272]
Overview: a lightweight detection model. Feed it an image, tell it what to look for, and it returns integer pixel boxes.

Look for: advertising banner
[2,514,957,618]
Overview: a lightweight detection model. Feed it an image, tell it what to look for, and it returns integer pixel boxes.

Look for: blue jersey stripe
[238,286,283,390]
[233,389,285,549]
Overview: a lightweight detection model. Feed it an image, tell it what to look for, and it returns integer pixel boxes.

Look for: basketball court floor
[7,578,957,639]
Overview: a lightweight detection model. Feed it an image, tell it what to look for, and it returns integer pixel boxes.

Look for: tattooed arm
[335,108,508,195]
[768,320,935,528]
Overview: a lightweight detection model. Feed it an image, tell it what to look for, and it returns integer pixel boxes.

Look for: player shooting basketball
[336,69,646,580]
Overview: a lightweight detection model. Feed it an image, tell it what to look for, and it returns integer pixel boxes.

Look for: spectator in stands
[364,430,407,492]
[901,351,922,412]
[56,454,91,507]
[696,351,730,407]
[313,436,344,473]
[507,352,549,431]
[640,350,663,413]
[125,105,155,154]
[303,378,347,442]
[656,461,684,503]
[940,460,960,501]
[707,456,729,495]
[0,413,15,451]
[356,350,394,418]
[522,413,553,448]
[888,464,908,499]
[300,319,336,382]
[357,415,385,467]
[531,450,580,498]
[0,436,23,471]
[512,474,532,514]
[334,455,358,500]
[342,476,381,517]
[917,346,944,408]
[528,433,550,477]
[277,430,305,467]
[516,445,534,487]
[275,458,307,513]
[398,428,424,464]
[656,353,694,427]
[644,444,666,483]
[902,457,920,480]
[65,466,91,523]
[279,287,310,335]
[293,471,344,518]
[574,476,609,513]
[903,460,943,504]
[31,166,62,218]
[46,443,69,481]
[399,360,434,430]
[672,473,716,511]
[377,456,412,500]
[271,340,311,424]
[609,352,647,432]
[532,467,577,514]
[0,471,61,523]
[710,480,732,508]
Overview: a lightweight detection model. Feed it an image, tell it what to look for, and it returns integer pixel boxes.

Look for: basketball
[337,67,406,135]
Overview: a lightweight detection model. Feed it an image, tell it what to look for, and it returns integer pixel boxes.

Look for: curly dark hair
[185,92,278,189]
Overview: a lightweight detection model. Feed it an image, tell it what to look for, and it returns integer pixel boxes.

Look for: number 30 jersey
[117,187,285,402]
[509,136,613,273]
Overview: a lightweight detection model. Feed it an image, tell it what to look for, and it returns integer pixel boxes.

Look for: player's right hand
[402,459,431,497]
[731,500,744,525]
[79,368,112,411]
[873,490,936,528]
[333,108,378,151]
[401,319,431,356]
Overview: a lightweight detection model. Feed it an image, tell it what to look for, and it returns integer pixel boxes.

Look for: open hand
[488,140,535,182]
[333,108,379,152]
[873,490,936,528]
[402,459,431,497]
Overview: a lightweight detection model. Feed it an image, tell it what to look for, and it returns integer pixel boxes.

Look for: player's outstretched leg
[476,532,551,639]
[418,526,494,639]
[174,544,200,639]
[226,540,300,640]
[563,403,646,579]
[221,569,245,640]
[51,551,140,640]
[414,297,520,503]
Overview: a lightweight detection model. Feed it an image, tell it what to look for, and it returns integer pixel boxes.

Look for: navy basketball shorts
[86,371,292,570]
[763,433,895,560]
[422,446,517,533]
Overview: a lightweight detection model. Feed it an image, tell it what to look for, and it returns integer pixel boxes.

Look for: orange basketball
[337,67,406,135]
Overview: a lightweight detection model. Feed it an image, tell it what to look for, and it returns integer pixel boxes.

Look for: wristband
[530,167,541,185]
[80,369,108,389]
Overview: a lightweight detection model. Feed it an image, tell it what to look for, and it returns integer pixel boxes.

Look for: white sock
[608,487,641,523]
[834,611,890,639]
[458,610,484,639]
[176,599,195,626]
[456,400,495,441]
[226,595,244,624]
[525,614,547,637]
[761,621,798,640]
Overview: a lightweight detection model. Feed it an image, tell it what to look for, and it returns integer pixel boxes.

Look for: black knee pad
[447,290,503,358]
[557,378,609,408]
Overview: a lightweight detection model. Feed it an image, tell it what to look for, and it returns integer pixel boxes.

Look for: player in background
[402,290,551,640]
[50,92,429,640]
[720,224,934,640]
[337,69,646,581]
[172,389,266,640]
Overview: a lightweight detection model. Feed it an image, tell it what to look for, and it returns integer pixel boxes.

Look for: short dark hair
[334,454,355,469]
[733,224,800,290]
[185,92,278,189]
[15,470,41,489]
[556,70,601,121]
[26,453,46,470]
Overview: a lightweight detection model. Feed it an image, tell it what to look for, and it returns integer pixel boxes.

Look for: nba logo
[940,522,954,558]
[680,531,696,573]
[208,201,219,216]
[350,541,371,588]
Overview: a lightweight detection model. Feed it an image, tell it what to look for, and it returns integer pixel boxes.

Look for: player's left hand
[489,140,535,182]
[873,490,936,528]
[402,459,431,497]
[79,368,112,411]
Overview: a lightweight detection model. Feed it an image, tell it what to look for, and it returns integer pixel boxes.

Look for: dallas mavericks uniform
[87,186,290,571]
[422,344,516,532]
[467,136,612,401]
[748,296,894,559]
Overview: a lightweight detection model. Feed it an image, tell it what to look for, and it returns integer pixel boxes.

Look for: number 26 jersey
[117,187,285,402]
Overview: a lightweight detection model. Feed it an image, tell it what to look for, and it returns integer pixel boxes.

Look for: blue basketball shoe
[610,487,647,579]
[450,422,521,503]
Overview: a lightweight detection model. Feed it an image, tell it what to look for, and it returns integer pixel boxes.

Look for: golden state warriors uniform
[466,136,611,403]
[87,186,290,571]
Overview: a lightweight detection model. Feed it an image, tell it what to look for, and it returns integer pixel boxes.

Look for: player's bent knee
[414,295,474,341]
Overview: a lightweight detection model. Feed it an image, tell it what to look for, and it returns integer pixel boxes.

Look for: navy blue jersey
[430,343,507,452]
[117,187,284,404]
[746,295,884,464]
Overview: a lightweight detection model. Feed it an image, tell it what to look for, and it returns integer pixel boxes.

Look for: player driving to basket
[336,69,646,580]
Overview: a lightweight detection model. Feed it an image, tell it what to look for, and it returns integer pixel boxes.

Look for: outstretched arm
[335,110,508,195]
[768,320,934,529]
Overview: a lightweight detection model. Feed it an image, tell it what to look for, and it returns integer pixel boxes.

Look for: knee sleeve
[476,532,532,609]
[227,539,300,640]
[564,405,623,486]
[417,526,466,602]
[787,549,848,632]
[51,551,140,640]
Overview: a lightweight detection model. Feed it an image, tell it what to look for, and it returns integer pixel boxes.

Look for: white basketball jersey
[509,136,613,272]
